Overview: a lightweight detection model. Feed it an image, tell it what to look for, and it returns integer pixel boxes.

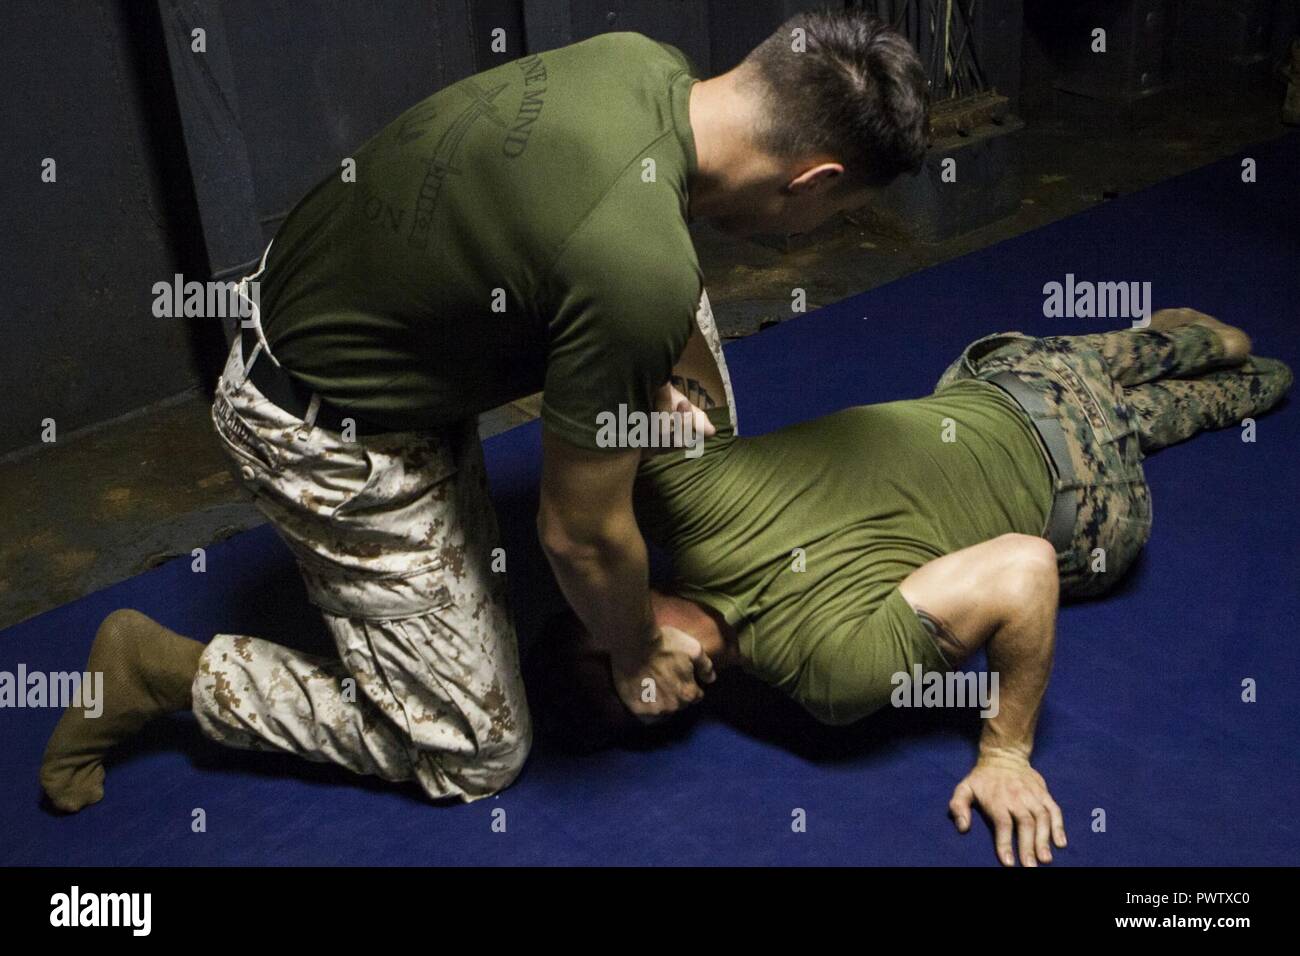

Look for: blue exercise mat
[2,134,1296,866]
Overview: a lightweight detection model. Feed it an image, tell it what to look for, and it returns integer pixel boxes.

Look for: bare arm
[667,321,725,414]
[538,426,713,719]
[640,322,728,460]
[667,316,729,415]
[898,533,1067,867]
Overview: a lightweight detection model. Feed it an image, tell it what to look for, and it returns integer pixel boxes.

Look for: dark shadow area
[117,0,225,394]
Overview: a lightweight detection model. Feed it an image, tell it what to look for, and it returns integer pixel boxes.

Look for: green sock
[40,609,204,813]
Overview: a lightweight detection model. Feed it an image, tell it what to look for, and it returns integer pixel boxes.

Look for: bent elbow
[536,508,615,566]
[996,533,1060,607]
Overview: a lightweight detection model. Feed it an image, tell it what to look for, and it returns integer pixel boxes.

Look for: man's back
[636,380,1053,687]
[259,33,703,442]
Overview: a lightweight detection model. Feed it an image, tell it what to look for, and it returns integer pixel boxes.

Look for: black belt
[239,324,386,436]
[984,370,1079,554]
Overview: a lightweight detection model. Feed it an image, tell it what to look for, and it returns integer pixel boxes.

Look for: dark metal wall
[2,0,830,457]
[524,0,826,73]
[0,1,210,458]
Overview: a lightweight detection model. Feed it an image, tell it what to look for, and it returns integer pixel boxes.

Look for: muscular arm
[898,533,1068,867]
[538,429,650,651]
[538,427,712,719]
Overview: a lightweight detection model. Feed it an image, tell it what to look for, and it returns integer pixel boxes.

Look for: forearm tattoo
[669,375,717,410]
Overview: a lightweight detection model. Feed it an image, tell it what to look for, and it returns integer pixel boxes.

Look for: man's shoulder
[562,31,694,74]
[553,195,699,305]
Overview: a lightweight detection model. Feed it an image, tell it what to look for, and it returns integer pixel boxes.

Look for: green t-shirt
[635,379,1054,724]
[258,33,702,446]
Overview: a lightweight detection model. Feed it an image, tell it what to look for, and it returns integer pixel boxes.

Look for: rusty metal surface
[928,91,1015,143]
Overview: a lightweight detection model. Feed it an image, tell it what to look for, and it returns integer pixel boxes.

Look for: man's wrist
[606,619,658,671]
[976,741,1033,768]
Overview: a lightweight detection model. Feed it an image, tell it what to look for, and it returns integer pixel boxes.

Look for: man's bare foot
[1148,307,1252,363]
[40,609,204,813]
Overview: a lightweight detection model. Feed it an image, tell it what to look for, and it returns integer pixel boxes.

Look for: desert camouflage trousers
[937,324,1292,599]
[195,289,734,800]
[198,334,531,800]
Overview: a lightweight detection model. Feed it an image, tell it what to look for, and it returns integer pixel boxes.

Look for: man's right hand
[610,625,715,721]
[949,751,1067,868]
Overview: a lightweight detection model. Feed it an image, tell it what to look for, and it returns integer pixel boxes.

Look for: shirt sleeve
[540,189,700,451]
[792,588,953,726]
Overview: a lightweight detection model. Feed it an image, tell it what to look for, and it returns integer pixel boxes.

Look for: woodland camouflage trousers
[937,324,1292,598]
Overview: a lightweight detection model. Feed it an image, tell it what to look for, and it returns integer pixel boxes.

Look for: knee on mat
[443,714,533,798]
[1063,534,1148,601]
[484,706,534,789]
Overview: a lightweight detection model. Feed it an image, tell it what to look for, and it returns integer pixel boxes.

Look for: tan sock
[40,609,204,813]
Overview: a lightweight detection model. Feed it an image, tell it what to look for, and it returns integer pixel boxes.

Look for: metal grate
[852,0,990,100]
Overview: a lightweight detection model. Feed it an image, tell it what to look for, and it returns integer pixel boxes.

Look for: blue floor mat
[2,134,1296,866]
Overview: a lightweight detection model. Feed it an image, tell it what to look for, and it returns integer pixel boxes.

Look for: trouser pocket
[299,561,454,620]
[212,390,280,481]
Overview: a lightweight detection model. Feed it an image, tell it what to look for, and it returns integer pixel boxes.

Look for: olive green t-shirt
[258,33,702,447]
[635,379,1054,724]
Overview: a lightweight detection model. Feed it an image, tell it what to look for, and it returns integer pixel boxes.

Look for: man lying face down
[539,308,1293,867]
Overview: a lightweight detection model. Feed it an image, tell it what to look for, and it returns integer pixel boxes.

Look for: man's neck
[686,68,774,221]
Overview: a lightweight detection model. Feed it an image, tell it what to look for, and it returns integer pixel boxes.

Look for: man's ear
[787,161,845,194]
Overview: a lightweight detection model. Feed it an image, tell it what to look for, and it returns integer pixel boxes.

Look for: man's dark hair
[743,9,930,187]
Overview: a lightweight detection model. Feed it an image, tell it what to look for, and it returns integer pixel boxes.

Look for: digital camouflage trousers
[195,289,734,800]
[937,324,1292,599]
